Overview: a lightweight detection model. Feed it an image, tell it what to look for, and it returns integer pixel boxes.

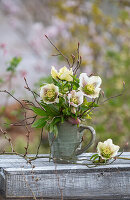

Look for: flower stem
[117,157,130,160]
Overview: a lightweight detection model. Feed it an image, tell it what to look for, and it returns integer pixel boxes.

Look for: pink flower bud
[68,117,81,125]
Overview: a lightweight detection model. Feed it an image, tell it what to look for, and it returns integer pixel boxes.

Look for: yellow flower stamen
[83,84,95,95]
[46,90,55,99]
[101,147,111,159]
[71,97,79,105]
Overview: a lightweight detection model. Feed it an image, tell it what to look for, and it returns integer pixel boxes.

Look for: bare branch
[9,115,37,126]
[45,35,71,68]
[24,77,45,111]
[71,54,75,68]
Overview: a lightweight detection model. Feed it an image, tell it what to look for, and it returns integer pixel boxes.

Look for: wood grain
[0,153,130,200]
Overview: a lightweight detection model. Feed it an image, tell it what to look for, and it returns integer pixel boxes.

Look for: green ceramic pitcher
[48,121,96,163]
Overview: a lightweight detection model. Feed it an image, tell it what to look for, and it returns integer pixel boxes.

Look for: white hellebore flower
[97,139,120,160]
[40,84,59,104]
[79,73,102,98]
[68,90,84,107]
[51,66,73,82]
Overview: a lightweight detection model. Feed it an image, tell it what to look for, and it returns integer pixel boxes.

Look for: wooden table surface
[0,152,130,200]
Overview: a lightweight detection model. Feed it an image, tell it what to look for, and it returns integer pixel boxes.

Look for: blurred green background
[0,0,130,154]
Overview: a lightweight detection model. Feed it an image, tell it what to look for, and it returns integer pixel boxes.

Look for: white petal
[40,86,44,98]
[79,73,90,87]
[67,93,72,101]
[70,102,79,107]
[111,145,120,157]
[54,98,59,103]
[83,88,101,99]
[59,66,67,74]
[51,66,59,79]
[89,76,102,88]
[78,94,84,104]
[52,84,59,93]
[76,91,83,97]
[104,139,113,146]
[89,87,101,98]
[51,66,57,73]
[97,142,103,156]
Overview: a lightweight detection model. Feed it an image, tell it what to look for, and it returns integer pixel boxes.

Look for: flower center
[71,97,79,105]
[83,84,95,95]
[46,89,55,100]
[101,147,111,158]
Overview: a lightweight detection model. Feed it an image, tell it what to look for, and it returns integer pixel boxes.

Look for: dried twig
[45,35,71,68]
[54,164,63,200]
[73,42,82,75]
[71,54,75,68]
[79,99,96,118]
[29,128,43,161]
[24,77,45,111]
[9,115,37,126]
[100,81,125,105]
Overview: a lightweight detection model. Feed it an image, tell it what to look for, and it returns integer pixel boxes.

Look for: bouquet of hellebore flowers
[32,65,102,136]
[29,36,126,164]
[0,36,128,165]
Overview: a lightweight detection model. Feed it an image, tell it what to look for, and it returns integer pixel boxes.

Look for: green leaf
[72,81,79,88]
[52,117,61,125]
[32,118,47,128]
[88,102,99,107]
[49,123,54,133]
[84,114,92,120]
[92,155,99,161]
[53,125,58,137]
[0,78,4,84]
[52,78,61,87]
[31,107,47,116]
[40,102,60,116]
[90,154,99,160]
[80,105,88,111]
[70,75,79,83]
[7,57,22,72]
[83,101,99,108]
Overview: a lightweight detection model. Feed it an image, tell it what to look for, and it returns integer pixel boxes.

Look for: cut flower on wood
[97,139,120,160]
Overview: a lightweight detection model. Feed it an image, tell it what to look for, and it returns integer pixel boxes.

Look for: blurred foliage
[7,57,22,73]
[0,57,23,129]
[93,46,130,150]
[46,0,130,151]
[5,133,49,154]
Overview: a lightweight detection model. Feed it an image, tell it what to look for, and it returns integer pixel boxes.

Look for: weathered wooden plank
[0,153,130,199]
[4,171,130,199]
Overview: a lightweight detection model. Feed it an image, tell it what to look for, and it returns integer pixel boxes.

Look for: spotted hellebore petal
[97,139,120,160]
[40,83,59,104]
[67,90,84,107]
[79,73,102,99]
[51,66,73,82]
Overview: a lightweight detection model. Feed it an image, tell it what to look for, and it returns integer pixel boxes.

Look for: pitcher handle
[75,125,96,156]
